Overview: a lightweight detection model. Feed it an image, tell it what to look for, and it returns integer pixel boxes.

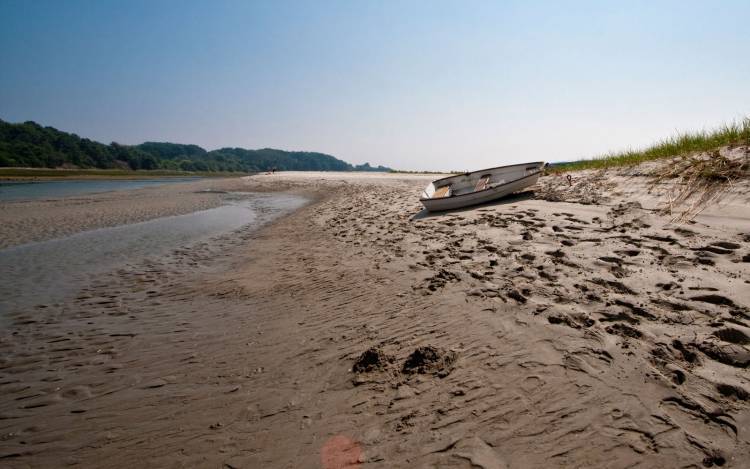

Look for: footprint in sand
[712,327,750,345]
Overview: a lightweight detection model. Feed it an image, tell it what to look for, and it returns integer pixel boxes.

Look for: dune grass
[549,117,750,173]
[648,148,749,221]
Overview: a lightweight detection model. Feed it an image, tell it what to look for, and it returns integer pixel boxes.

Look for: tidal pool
[0,192,307,318]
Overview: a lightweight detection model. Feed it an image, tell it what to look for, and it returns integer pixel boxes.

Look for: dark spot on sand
[506,289,527,303]
[656,281,679,291]
[690,295,736,307]
[353,347,393,373]
[614,299,657,320]
[694,246,734,255]
[545,249,566,258]
[673,227,696,237]
[716,383,748,401]
[402,346,457,377]
[672,340,699,364]
[713,327,750,345]
[695,257,716,266]
[590,278,635,295]
[586,293,602,302]
[696,342,750,368]
[644,234,680,245]
[548,313,594,329]
[605,323,642,339]
[599,310,640,324]
[424,269,460,292]
[539,270,558,281]
[598,256,622,264]
[702,453,726,467]
[651,298,691,311]
[712,241,740,250]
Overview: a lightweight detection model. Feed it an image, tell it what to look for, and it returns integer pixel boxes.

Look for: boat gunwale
[419,162,544,203]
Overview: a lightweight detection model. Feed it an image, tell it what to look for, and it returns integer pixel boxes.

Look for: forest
[0,119,391,173]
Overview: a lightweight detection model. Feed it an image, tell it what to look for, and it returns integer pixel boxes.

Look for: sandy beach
[1,157,749,468]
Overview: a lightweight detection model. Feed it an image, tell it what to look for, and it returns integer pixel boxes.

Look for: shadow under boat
[411,190,536,221]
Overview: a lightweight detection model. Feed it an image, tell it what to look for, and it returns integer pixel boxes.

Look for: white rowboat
[420,161,545,212]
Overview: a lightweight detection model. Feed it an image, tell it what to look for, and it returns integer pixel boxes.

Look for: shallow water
[0,177,203,201]
[0,192,307,318]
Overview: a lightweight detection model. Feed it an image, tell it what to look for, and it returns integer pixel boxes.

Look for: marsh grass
[550,118,750,173]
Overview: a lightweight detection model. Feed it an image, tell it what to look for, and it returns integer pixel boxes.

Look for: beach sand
[1,156,749,468]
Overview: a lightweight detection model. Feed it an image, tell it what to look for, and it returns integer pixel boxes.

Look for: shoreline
[0,172,438,249]
[0,168,250,182]
[0,168,415,182]
[0,178,257,249]
[1,169,748,467]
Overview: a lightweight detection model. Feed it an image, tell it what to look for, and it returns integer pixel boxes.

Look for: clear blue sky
[1,0,748,171]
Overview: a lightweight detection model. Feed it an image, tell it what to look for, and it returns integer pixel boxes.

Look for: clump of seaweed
[649,149,749,222]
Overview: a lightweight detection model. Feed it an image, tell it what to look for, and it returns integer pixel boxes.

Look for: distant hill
[0,119,391,173]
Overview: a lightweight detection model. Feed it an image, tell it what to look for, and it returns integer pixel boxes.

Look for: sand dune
[1,156,749,468]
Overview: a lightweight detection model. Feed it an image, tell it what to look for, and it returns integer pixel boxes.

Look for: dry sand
[1,156,749,468]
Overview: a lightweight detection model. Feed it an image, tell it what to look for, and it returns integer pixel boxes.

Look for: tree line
[0,119,391,173]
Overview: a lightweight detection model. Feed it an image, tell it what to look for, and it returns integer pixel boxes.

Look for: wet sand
[0,192,308,317]
[0,178,244,249]
[1,157,749,468]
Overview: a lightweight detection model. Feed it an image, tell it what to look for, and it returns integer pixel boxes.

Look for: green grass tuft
[549,117,750,173]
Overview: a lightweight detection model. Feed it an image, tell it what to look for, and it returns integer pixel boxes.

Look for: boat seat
[474,175,491,192]
[433,185,452,198]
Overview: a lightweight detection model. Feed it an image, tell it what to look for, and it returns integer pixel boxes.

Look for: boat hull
[420,162,543,212]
